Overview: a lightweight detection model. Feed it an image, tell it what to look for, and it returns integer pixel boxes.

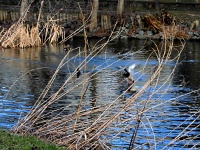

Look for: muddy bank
[65,10,200,41]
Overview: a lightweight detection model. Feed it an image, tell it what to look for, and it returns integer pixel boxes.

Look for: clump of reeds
[0,19,66,48]
[0,1,42,48]
[162,25,189,40]
[0,0,65,48]
[9,22,194,150]
[0,23,41,48]
[42,20,65,44]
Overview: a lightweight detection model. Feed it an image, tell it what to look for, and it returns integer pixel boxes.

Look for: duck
[122,64,138,92]
[76,68,81,78]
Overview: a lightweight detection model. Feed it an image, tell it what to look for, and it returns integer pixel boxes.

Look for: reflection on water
[0,39,200,149]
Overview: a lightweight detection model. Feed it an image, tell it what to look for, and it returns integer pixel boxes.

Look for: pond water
[0,38,200,149]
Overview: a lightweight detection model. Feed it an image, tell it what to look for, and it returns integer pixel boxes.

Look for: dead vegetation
[9,22,192,149]
[1,3,199,149]
[0,0,65,49]
[135,9,191,39]
[0,19,65,48]
[0,23,41,48]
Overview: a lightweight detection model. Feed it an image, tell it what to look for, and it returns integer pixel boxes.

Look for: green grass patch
[0,130,66,150]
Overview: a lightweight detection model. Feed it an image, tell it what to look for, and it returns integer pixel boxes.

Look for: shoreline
[1,8,200,48]
[74,30,200,41]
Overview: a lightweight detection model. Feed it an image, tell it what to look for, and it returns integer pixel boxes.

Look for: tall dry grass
[0,1,41,48]
[0,23,41,48]
[0,19,67,48]
[0,0,66,48]
[9,23,200,150]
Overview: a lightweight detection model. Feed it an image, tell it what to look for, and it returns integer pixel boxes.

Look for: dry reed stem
[73,2,90,131]
[36,0,44,28]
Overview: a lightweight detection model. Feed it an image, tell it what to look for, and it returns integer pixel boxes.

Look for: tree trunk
[117,0,124,17]
[20,0,30,21]
[89,0,99,32]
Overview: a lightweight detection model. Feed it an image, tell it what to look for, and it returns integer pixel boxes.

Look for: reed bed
[0,23,40,48]
[8,23,200,150]
[0,0,66,49]
[0,20,67,48]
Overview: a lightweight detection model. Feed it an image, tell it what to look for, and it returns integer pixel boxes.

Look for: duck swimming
[122,64,138,92]
[76,68,81,78]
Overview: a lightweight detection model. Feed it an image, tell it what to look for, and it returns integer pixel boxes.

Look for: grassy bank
[0,130,66,150]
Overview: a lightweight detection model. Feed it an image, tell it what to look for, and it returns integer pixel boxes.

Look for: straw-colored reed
[3,3,198,149]
[162,25,189,39]
[0,21,66,48]
[0,0,65,48]
[8,24,195,150]
[0,23,41,48]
